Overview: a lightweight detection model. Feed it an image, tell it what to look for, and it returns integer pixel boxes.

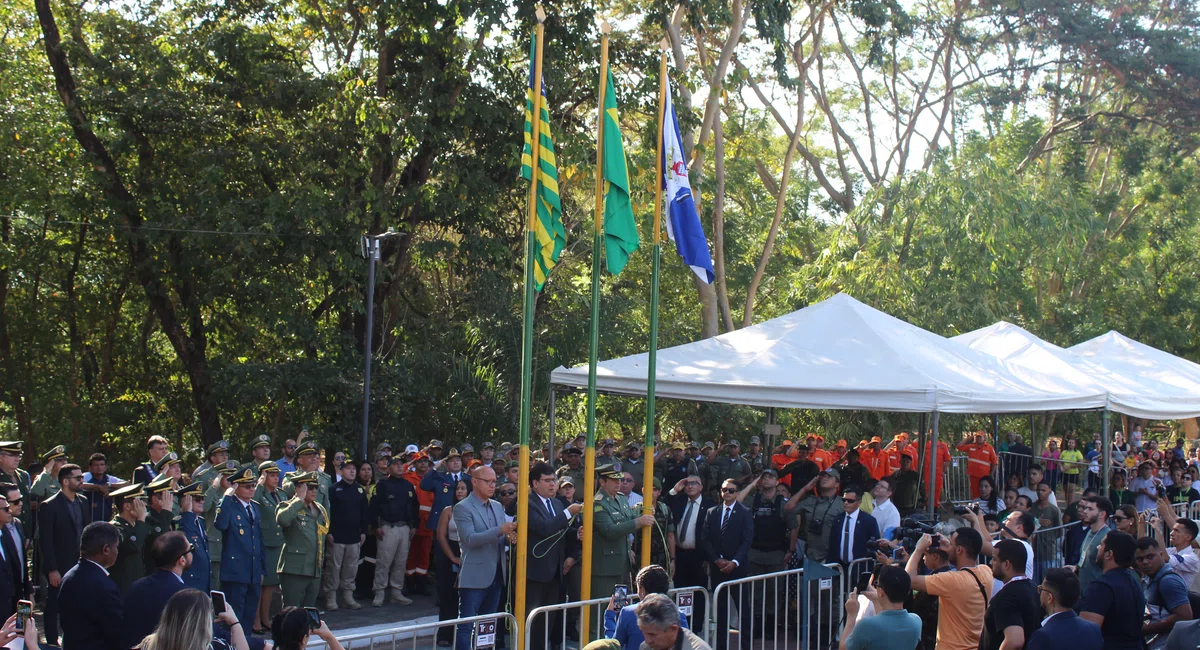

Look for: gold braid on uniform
[314,502,330,566]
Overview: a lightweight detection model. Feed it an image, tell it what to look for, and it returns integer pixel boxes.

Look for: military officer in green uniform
[0,442,31,526]
[110,482,149,593]
[249,435,273,473]
[743,436,766,474]
[276,471,328,608]
[590,464,655,604]
[555,447,585,487]
[253,460,285,631]
[30,445,67,504]
[155,452,183,517]
[712,440,753,490]
[205,460,239,589]
[193,440,231,488]
[282,442,330,514]
[594,439,618,468]
[633,478,676,575]
[143,473,176,573]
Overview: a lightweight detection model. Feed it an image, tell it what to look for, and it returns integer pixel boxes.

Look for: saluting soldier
[175,481,211,592]
[276,471,329,608]
[142,473,175,573]
[555,447,586,488]
[205,460,239,589]
[109,482,149,594]
[590,464,655,602]
[0,442,31,526]
[193,440,231,488]
[712,440,753,490]
[133,435,171,485]
[282,442,331,514]
[743,436,766,474]
[30,446,67,505]
[253,460,285,633]
[214,464,267,630]
[154,452,183,517]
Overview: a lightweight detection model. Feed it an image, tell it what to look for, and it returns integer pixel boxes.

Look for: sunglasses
[842,498,859,503]
[721,488,738,493]
[286,444,297,449]
[499,491,516,497]
[1112,515,1129,522]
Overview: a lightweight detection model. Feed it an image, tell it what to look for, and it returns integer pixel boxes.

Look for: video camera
[894,515,940,553]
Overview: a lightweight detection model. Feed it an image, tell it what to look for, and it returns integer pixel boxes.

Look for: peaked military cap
[296,441,318,457]
[111,483,144,500]
[461,443,475,454]
[230,464,257,484]
[596,464,623,480]
[217,460,240,475]
[154,452,180,472]
[206,440,231,457]
[251,435,271,450]
[445,448,461,459]
[40,445,66,464]
[291,471,318,485]
[258,461,280,474]
[0,442,21,453]
[175,481,204,498]
[145,473,175,495]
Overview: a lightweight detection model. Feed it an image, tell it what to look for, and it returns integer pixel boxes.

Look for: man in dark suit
[0,485,30,619]
[421,449,470,533]
[58,521,123,650]
[0,496,24,621]
[38,462,89,647]
[827,485,880,586]
[669,475,713,590]
[214,465,266,629]
[526,461,583,650]
[702,479,754,650]
[1028,567,1103,650]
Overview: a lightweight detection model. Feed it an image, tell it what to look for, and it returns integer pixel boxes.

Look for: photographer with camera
[840,565,921,650]
[905,528,992,650]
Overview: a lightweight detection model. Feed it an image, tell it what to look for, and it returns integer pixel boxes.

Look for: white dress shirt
[872,498,900,537]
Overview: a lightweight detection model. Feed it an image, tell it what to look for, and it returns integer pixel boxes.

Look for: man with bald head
[452,466,515,650]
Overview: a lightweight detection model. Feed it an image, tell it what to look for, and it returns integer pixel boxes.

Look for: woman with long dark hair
[433,479,470,647]
[271,607,344,650]
[973,476,1002,514]
[354,459,378,600]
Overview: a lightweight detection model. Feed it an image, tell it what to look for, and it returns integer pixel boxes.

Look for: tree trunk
[711,100,734,333]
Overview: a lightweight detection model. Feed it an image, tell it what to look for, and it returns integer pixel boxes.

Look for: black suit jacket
[827,509,880,565]
[700,502,753,575]
[0,522,31,616]
[59,559,123,650]
[670,496,714,550]
[526,494,572,582]
[39,491,90,577]
[1027,610,1102,650]
[122,570,186,650]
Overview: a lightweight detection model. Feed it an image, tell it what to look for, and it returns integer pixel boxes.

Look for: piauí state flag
[661,83,715,284]
[602,69,638,275]
[519,36,567,291]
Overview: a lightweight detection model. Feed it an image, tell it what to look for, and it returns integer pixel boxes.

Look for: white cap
[404,444,419,454]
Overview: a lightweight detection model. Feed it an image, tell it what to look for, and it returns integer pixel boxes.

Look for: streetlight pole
[360,229,401,463]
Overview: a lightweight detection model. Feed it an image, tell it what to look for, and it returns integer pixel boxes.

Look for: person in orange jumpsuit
[808,435,834,470]
[402,453,435,594]
[829,440,847,466]
[886,434,919,473]
[956,430,999,498]
[919,436,954,505]
[860,437,889,480]
[772,440,797,487]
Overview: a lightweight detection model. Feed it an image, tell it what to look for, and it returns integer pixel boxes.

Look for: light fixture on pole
[360,228,403,463]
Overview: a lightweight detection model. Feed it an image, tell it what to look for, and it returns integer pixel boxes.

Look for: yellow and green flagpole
[579,20,611,642]
[514,7,548,649]
[640,41,669,568]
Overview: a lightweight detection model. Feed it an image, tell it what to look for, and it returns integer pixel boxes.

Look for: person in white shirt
[969,508,1034,595]
[1018,465,1058,507]
[1156,499,1200,591]
[869,477,900,539]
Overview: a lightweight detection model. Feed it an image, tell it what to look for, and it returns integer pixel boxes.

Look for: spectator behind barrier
[1027,568,1102,650]
[1135,537,1194,650]
[136,588,248,650]
[1078,530,1146,650]
[906,527,992,650]
[635,594,711,650]
[603,565,689,650]
[840,565,921,650]
[981,540,1041,650]
[271,606,346,650]
[1154,501,1200,591]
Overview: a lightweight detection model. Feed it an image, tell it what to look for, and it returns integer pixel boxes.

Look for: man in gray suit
[452,466,515,650]
[527,461,583,650]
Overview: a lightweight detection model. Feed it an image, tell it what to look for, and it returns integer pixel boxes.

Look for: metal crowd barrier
[523,586,713,650]
[321,612,518,650]
[942,454,974,503]
[710,567,803,650]
[1029,520,1075,580]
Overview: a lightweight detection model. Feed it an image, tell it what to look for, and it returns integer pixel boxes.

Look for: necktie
[721,506,731,536]
[842,515,852,562]
[680,501,695,546]
[545,497,555,517]
[245,502,255,527]
[2,527,20,584]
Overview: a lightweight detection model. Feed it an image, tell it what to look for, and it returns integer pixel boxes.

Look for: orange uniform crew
[861,437,889,480]
[402,453,435,581]
[886,434,919,473]
[808,435,834,470]
[956,431,999,498]
[920,438,953,505]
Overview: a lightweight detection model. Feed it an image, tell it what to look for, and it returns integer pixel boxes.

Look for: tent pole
[991,414,1000,449]
[915,423,928,505]
[1101,409,1112,493]
[548,388,557,462]
[928,412,939,516]
[1028,414,1035,448]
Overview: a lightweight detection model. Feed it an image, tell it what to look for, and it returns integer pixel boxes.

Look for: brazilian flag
[519,36,567,291]
[601,69,638,274]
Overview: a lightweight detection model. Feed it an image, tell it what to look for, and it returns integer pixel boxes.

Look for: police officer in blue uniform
[419,449,470,532]
[214,464,266,628]
[176,481,211,592]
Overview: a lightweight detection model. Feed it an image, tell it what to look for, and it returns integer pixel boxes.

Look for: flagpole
[640,42,669,569]
[579,21,610,643]
[515,8,547,649]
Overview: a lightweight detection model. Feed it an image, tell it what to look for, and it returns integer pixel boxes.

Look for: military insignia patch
[239,529,245,535]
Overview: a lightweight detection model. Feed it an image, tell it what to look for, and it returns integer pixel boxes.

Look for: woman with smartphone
[271,606,345,650]
[137,588,249,650]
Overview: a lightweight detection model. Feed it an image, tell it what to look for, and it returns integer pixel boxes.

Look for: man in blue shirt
[1079,530,1147,650]
[841,565,922,650]
[603,565,689,650]
[1136,537,1195,650]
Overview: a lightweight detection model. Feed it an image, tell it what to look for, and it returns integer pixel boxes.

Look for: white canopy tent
[954,322,1200,420]
[549,293,1106,413]
[1070,331,1200,400]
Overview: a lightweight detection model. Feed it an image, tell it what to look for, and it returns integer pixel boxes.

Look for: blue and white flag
[661,84,715,284]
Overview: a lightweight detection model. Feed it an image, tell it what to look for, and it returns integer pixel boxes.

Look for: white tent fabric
[955,322,1200,419]
[1069,332,1200,416]
[549,293,1106,413]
